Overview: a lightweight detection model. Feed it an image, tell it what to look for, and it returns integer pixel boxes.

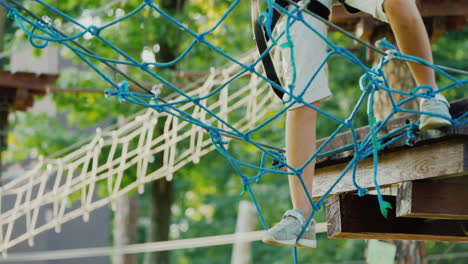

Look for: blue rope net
[2,0,467,261]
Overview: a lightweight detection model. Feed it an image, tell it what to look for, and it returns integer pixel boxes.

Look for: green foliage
[433,27,468,101]
[3,1,468,263]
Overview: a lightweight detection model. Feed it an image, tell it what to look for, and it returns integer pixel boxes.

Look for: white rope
[0,223,327,262]
[0,51,281,253]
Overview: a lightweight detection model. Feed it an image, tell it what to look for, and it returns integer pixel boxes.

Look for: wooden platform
[313,98,468,241]
[0,70,58,111]
[0,71,57,152]
[313,98,468,198]
[396,176,468,220]
[326,193,468,242]
[330,0,467,35]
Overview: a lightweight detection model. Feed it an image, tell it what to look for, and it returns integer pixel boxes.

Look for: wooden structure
[331,0,467,43]
[320,0,467,243]
[313,98,468,242]
[0,70,57,155]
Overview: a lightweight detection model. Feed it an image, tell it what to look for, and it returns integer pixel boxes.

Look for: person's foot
[419,98,452,130]
[262,209,317,248]
[296,218,317,248]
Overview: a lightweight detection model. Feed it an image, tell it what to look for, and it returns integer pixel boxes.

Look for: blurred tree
[2,1,467,264]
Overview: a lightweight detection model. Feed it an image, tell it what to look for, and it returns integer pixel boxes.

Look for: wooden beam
[0,71,57,93]
[313,138,467,198]
[331,0,468,23]
[396,176,468,220]
[326,193,468,242]
[330,0,467,33]
[418,0,468,17]
[315,98,468,160]
[311,99,468,198]
[0,71,58,111]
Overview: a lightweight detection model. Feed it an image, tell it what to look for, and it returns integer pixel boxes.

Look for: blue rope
[3,0,467,262]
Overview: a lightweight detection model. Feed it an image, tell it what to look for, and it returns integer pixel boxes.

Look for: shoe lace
[277,216,300,228]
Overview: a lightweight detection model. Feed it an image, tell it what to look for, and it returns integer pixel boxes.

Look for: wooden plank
[396,176,468,220]
[316,124,468,170]
[313,138,467,198]
[418,0,468,17]
[0,71,57,94]
[315,98,468,161]
[326,193,468,242]
[331,0,468,24]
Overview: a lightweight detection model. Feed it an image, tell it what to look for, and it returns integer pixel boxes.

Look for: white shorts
[343,0,388,23]
[277,0,388,110]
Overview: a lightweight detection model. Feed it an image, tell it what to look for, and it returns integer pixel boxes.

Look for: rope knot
[258,12,269,28]
[104,88,114,99]
[354,151,367,162]
[241,176,250,186]
[151,84,163,99]
[88,25,100,36]
[208,130,227,145]
[140,62,149,69]
[295,11,304,21]
[357,188,367,196]
[154,106,164,113]
[7,9,17,19]
[195,33,206,43]
[385,49,398,60]
[116,81,130,103]
[312,204,321,211]
[192,97,201,105]
[246,64,255,73]
[405,123,419,146]
[37,16,52,28]
[376,38,396,50]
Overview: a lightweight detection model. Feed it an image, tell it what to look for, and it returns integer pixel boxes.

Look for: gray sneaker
[419,98,452,130]
[262,209,317,248]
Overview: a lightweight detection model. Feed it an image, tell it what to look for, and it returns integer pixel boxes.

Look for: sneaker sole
[295,239,317,248]
[419,116,451,130]
[262,235,296,247]
[262,236,317,248]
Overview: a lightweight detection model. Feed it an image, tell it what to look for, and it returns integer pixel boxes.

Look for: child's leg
[286,102,319,219]
[262,102,320,248]
[344,0,451,129]
[263,3,330,248]
[383,0,436,89]
[383,0,451,129]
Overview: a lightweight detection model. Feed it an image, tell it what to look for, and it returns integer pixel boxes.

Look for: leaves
[3,1,468,263]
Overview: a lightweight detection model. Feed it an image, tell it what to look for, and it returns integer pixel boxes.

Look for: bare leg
[286,102,319,219]
[383,0,436,89]
[384,0,451,130]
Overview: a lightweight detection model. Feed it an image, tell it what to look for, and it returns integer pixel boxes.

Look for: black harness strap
[338,0,361,14]
[251,0,331,99]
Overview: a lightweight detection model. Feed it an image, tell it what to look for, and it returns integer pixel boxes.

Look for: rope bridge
[1,0,467,262]
[0,52,280,253]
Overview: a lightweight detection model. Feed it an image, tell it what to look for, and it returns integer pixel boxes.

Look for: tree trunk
[113,194,140,264]
[144,1,185,263]
[391,240,427,264]
[370,26,418,121]
[372,58,418,121]
[111,120,140,264]
[144,178,173,264]
[369,25,426,264]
